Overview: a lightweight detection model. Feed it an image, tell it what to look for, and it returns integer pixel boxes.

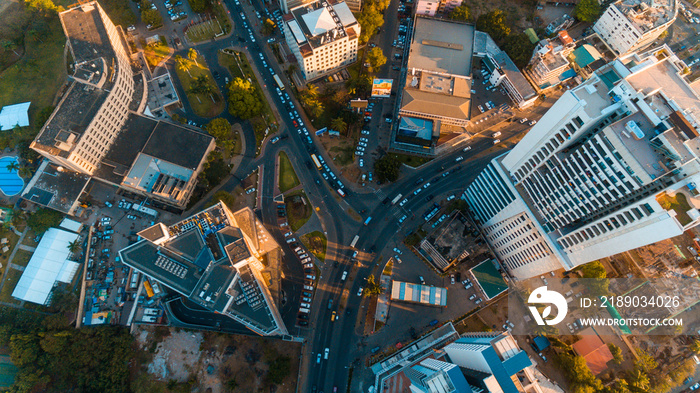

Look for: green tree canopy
[189,0,210,13]
[364,274,382,296]
[574,0,601,23]
[26,208,63,234]
[502,33,536,69]
[205,118,231,140]
[267,355,291,384]
[449,3,471,21]
[208,190,236,209]
[330,117,347,133]
[357,5,384,44]
[476,10,511,43]
[608,343,623,365]
[577,260,609,296]
[141,8,162,27]
[23,0,57,15]
[367,46,387,70]
[228,78,263,120]
[175,55,192,76]
[374,154,401,183]
[262,18,276,35]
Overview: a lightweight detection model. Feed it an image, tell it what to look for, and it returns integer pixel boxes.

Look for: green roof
[524,28,539,44]
[573,44,602,68]
[471,259,508,300]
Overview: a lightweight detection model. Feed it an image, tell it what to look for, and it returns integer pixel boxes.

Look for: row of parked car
[284,226,316,327]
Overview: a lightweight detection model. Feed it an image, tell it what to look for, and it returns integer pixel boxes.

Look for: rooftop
[59,2,116,67]
[407,17,474,76]
[400,89,471,120]
[289,0,358,50]
[143,121,214,170]
[119,204,284,335]
[492,51,537,100]
[615,0,677,33]
[0,102,30,130]
[21,160,91,214]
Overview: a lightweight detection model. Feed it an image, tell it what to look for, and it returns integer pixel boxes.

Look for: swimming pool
[0,157,24,197]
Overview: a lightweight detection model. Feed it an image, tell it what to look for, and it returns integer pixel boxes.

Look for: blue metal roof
[533,336,550,351]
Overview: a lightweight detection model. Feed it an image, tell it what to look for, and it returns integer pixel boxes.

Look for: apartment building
[26,2,213,212]
[416,0,463,16]
[282,0,360,81]
[464,45,700,279]
[119,203,288,336]
[594,0,677,55]
[527,30,577,89]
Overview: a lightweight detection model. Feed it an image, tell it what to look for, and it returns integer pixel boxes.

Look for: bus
[143,280,155,298]
[350,235,359,248]
[310,154,322,169]
[273,74,285,90]
[364,216,372,226]
[391,194,403,205]
[337,188,346,197]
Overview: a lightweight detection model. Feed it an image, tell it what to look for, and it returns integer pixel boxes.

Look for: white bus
[350,235,359,248]
[273,74,284,90]
[391,194,403,205]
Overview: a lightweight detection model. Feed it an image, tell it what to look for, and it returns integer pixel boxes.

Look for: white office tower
[593,0,677,56]
[464,45,700,280]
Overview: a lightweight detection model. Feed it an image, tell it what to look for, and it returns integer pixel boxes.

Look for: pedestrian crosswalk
[373,188,387,201]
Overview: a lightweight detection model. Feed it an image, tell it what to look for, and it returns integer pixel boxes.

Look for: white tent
[12,228,80,304]
[0,102,30,131]
[59,217,83,233]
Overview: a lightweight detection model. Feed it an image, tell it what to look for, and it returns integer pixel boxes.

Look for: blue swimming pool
[0,157,24,197]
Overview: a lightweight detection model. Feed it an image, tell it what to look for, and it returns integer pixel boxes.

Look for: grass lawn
[278,151,300,193]
[0,230,20,270]
[0,14,67,126]
[142,36,171,69]
[0,268,22,304]
[330,145,355,166]
[11,250,33,269]
[382,260,393,276]
[657,192,692,226]
[173,55,225,118]
[185,16,225,43]
[301,231,327,262]
[391,153,432,168]
[284,190,312,232]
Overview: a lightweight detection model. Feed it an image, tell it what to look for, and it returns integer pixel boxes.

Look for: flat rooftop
[400,89,471,120]
[60,2,115,66]
[407,17,474,76]
[571,76,615,119]
[616,0,677,33]
[143,121,213,170]
[604,110,667,179]
[289,0,357,50]
[21,160,90,214]
[627,58,700,116]
[492,52,536,100]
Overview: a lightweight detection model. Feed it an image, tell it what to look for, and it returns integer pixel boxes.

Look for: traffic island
[283,191,312,232]
[300,231,326,262]
[173,51,224,118]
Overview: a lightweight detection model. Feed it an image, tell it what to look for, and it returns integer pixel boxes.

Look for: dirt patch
[284,191,312,232]
[134,327,301,393]
[320,135,357,167]
[463,0,537,31]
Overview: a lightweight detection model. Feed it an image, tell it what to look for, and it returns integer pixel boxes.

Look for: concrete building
[119,203,288,336]
[526,30,577,90]
[394,17,475,153]
[405,358,472,393]
[594,0,677,56]
[27,2,214,212]
[464,45,700,279]
[282,0,360,81]
[415,0,463,16]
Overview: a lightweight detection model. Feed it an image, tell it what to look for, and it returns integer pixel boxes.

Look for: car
[393,247,402,254]
[447,195,456,201]
[478,105,484,113]
[450,274,455,284]
[399,215,407,223]
[463,146,472,152]
[455,156,464,162]
[691,383,700,390]
[100,217,111,223]
[331,311,337,321]
[465,283,473,289]
[359,159,364,167]
[324,347,330,359]
[475,298,482,304]
[361,130,370,135]
[399,199,408,206]
[245,187,256,194]
[127,25,136,32]
[519,118,528,123]
[529,120,537,126]
[357,287,363,296]
[419,276,425,284]
[493,139,500,144]
[316,353,322,364]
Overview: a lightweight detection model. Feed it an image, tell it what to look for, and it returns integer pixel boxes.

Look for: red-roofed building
[572,328,614,375]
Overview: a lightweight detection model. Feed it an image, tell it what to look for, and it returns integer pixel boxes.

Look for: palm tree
[188,48,199,67]
[175,55,191,77]
[306,84,319,98]
[18,166,32,179]
[330,117,347,133]
[67,240,81,255]
[5,162,19,173]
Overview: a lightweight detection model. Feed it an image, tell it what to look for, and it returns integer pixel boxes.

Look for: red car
[292,120,298,127]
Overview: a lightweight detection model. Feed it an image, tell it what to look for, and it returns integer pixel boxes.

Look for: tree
[23,0,57,15]
[449,3,471,21]
[357,5,384,44]
[174,55,192,76]
[306,84,320,98]
[502,33,536,69]
[67,240,81,255]
[189,75,213,96]
[18,165,32,179]
[188,48,199,66]
[691,340,700,354]
[578,261,609,296]
[6,161,19,172]
[141,8,162,27]
[574,0,601,23]
[267,355,291,384]
[262,18,276,35]
[209,191,235,209]
[189,0,209,13]
[364,274,382,296]
[608,343,623,365]
[205,118,231,140]
[330,117,347,133]
[374,154,401,183]
[26,208,63,234]
[0,40,20,56]
[228,78,263,120]
[476,10,511,43]
[367,47,387,70]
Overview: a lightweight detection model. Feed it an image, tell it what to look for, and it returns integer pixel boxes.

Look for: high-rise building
[119,203,288,336]
[464,45,700,279]
[405,358,472,393]
[282,0,360,81]
[593,0,677,56]
[27,2,214,211]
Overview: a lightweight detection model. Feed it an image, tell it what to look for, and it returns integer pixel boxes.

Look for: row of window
[557,203,654,249]
[465,163,516,224]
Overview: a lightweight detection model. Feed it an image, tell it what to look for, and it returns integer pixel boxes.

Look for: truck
[143,308,160,316]
[129,271,140,290]
[337,188,346,197]
[143,280,155,297]
[364,217,372,226]
[391,194,403,205]
[350,235,360,248]
[141,315,157,323]
[132,204,158,218]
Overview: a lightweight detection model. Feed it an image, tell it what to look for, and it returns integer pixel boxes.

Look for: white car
[360,137,369,142]
[357,287,363,296]
[324,348,330,359]
[493,139,500,144]
[455,156,464,162]
[361,130,370,135]
[357,146,365,151]
[356,151,364,156]
[359,159,364,167]
[462,146,471,152]
[399,199,408,206]
[393,247,402,254]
